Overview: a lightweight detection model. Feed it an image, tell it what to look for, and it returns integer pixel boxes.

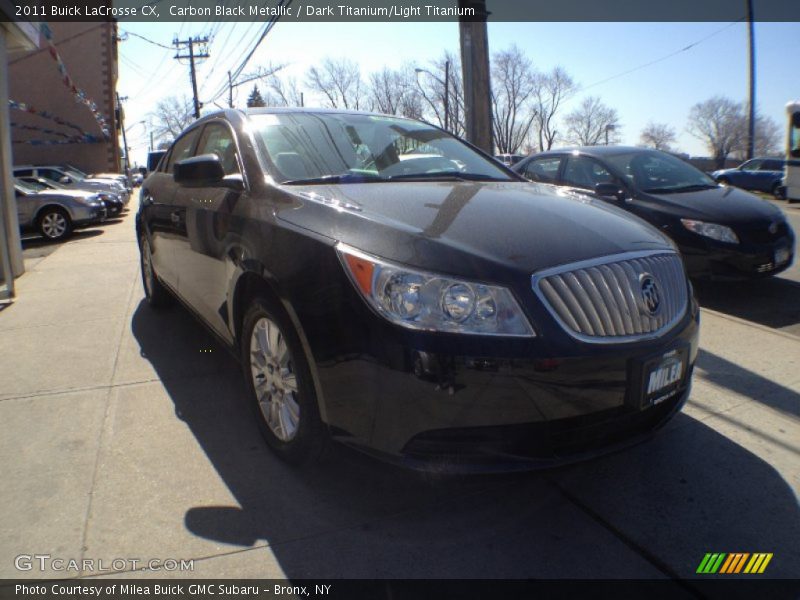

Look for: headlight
[337,245,535,337]
[73,195,101,206]
[680,219,739,244]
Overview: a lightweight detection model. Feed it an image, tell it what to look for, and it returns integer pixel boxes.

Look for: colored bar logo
[696,553,773,574]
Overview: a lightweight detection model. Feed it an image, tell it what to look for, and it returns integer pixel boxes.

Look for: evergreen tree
[247,85,266,108]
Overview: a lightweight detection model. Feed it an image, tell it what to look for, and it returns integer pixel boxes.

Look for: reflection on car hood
[36,189,95,200]
[277,180,673,277]
[645,185,783,223]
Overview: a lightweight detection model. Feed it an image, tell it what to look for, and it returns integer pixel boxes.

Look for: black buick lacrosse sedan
[137,109,699,471]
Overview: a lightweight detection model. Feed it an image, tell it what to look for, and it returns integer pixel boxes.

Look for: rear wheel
[139,233,173,308]
[772,182,785,200]
[242,297,326,465]
[38,208,71,241]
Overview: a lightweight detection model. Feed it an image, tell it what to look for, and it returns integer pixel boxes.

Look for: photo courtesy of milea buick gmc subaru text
[137,109,700,471]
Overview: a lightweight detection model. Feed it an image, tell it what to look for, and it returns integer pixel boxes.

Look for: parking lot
[0,194,798,582]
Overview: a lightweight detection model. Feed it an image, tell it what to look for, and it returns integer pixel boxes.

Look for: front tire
[241,297,326,465]
[139,233,173,308]
[772,182,785,200]
[38,208,72,241]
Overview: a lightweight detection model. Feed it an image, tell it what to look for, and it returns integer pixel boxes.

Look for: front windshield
[604,151,717,194]
[17,179,46,192]
[65,169,87,181]
[250,112,514,184]
[14,179,42,194]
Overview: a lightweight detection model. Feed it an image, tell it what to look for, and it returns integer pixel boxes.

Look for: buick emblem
[639,274,661,316]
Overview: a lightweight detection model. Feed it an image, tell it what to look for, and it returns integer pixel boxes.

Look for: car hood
[275,181,674,280]
[644,185,784,224]
[36,189,95,200]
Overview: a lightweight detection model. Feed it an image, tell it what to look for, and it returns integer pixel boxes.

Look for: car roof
[193,107,428,127]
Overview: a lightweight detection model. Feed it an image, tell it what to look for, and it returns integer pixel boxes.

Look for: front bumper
[307,288,700,472]
[73,204,107,225]
[681,235,794,280]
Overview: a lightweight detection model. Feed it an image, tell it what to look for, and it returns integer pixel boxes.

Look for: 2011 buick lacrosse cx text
[137,108,700,471]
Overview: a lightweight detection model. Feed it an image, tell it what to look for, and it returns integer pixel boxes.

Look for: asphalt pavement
[0,192,797,585]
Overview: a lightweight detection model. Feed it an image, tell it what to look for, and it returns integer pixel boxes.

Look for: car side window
[562,156,615,190]
[195,123,241,175]
[15,169,33,177]
[38,168,63,181]
[166,128,201,173]
[523,157,562,183]
[760,160,782,171]
[741,159,761,171]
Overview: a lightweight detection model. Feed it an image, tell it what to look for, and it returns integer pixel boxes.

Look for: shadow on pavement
[131,299,800,580]
[696,349,800,419]
[693,277,800,331]
[21,228,104,250]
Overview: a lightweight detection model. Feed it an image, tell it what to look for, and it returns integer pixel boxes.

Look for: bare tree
[415,51,465,136]
[368,66,424,118]
[639,122,677,151]
[564,96,621,146]
[149,95,194,143]
[731,113,782,160]
[532,66,576,151]
[263,73,304,107]
[490,45,538,154]
[305,58,365,110]
[686,96,744,169]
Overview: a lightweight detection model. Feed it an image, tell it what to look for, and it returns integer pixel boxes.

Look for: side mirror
[594,182,626,203]
[174,154,226,187]
[59,176,71,184]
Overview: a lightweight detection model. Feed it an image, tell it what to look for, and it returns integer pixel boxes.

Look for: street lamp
[604,124,616,146]
[415,60,450,131]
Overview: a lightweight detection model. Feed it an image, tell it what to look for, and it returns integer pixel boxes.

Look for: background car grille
[533,252,688,341]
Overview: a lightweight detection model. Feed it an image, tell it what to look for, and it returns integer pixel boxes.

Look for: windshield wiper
[386,171,507,182]
[281,173,384,185]
[644,184,718,194]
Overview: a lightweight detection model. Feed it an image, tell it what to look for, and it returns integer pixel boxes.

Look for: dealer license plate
[643,351,685,406]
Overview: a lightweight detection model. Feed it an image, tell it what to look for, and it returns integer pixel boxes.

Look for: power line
[120,30,174,50]
[579,20,743,94]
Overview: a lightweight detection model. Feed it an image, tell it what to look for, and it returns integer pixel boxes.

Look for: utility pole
[459,0,492,153]
[174,36,209,119]
[746,0,756,160]
[117,92,130,173]
[444,59,450,132]
[228,70,233,108]
[149,130,154,152]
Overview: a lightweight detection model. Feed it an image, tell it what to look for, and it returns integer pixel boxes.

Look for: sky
[115,20,800,167]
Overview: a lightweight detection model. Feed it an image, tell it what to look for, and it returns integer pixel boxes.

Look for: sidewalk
[0,199,798,580]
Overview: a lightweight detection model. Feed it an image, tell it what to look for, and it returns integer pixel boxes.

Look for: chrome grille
[532,251,688,342]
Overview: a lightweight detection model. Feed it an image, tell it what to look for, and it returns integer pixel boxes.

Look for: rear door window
[523,156,563,184]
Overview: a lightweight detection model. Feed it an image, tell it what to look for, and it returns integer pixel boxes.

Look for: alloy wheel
[249,317,300,441]
[41,212,67,239]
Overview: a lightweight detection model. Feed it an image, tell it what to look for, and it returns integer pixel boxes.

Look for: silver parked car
[14,180,106,241]
[13,165,130,202]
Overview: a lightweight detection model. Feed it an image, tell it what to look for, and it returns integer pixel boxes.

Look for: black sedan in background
[138,109,699,471]
[513,147,794,280]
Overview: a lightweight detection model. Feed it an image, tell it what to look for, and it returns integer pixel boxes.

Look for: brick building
[8,21,121,174]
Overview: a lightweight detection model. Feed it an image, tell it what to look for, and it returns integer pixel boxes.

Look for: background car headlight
[73,195,102,206]
[338,245,535,337]
[680,219,739,244]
